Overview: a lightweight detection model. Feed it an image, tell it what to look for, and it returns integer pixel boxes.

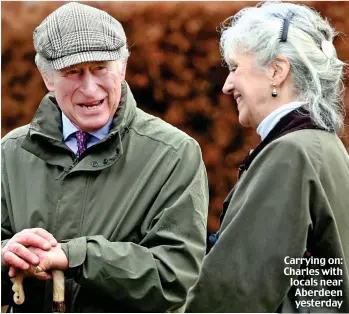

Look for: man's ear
[40,71,55,92]
[268,56,291,86]
[119,61,127,81]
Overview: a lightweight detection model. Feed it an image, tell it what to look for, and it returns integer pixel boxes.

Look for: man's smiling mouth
[78,99,105,109]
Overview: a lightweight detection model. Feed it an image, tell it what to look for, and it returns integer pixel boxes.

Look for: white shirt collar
[256,101,307,141]
[62,112,112,141]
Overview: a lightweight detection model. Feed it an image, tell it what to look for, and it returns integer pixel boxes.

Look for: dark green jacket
[186,129,349,312]
[1,82,209,312]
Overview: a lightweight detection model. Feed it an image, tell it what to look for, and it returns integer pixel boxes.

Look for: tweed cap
[33,2,128,70]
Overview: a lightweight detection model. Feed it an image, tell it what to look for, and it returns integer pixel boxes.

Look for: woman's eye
[230,67,237,72]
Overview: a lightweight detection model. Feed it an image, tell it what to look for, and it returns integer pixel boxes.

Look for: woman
[186,2,349,312]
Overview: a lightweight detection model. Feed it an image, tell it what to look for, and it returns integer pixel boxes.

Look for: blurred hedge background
[2,1,349,233]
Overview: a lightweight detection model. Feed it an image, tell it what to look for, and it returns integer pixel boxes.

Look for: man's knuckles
[15,233,50,249]
[3,251,29,270]
[7,242,23,254]
[16,233,33,244]
[4,243,40,263]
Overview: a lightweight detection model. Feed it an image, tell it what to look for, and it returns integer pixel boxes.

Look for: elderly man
[1,3,208,312]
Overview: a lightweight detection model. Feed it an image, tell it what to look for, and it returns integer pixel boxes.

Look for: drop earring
[271,83,278,97]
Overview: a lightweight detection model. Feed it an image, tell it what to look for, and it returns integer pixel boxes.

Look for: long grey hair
[220,1,347,133]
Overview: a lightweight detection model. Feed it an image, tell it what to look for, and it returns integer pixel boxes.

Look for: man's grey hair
[35,54,54,79]
[220,1,347,133]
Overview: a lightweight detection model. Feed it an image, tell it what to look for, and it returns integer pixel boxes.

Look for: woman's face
[222,52,273,128]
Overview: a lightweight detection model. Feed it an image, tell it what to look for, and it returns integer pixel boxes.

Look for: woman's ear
[268,56,291,86]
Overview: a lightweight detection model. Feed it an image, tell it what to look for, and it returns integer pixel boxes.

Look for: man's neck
[61,112,112,141]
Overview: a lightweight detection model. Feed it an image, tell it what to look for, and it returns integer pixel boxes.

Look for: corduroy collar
[237,109,326,180]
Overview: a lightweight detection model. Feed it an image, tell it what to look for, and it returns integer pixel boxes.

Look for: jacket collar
[219,109,326,227]
[256,101,307,141]
[61,112,113,141]
[21,81,137,167]
[28,80,135,140]
[237,108,325,180]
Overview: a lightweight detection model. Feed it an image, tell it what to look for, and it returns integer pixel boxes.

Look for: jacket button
[92,161,98,167]
[103,159,108,164]
[116,148,120,154]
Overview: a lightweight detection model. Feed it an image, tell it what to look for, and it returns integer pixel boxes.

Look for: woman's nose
[222,73,234,95]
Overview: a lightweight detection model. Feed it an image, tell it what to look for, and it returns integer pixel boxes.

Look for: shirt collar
[257,101,307,141]
[62,112,112,141]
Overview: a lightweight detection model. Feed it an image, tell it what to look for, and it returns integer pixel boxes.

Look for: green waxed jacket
[1,82,209,312]
[186,129,349,313]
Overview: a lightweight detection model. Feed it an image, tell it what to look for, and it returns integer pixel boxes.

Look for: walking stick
[52,270,66,313]
[10,272,25,305]
[11,269,65,312]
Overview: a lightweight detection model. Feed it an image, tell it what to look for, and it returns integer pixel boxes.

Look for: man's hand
[7,244,68,280]
[2,228,57,273]
[26,244,68,272]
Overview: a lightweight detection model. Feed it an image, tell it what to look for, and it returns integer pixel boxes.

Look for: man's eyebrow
[60,61,109,71]
[94,61,108,65]
[61,65,79,71]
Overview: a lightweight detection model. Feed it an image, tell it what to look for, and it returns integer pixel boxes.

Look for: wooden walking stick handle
[52,270,65,313]
[10,265,45,305]
[10,272,25,305]
[10,269,66,312]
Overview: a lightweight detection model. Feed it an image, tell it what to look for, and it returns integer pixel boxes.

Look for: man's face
[49,61,125,132]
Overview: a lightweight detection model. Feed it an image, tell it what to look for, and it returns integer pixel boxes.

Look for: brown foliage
[2,2,349,232]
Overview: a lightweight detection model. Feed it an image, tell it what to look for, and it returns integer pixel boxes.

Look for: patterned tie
[76,130,88,157]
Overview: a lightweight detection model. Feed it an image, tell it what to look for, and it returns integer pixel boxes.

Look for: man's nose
[79,71,98,96]
[222,73,234,95]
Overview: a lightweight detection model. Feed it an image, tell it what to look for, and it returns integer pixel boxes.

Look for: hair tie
[321,40,336,59]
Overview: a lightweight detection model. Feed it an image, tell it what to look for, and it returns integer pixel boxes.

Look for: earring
[271,83,278,97]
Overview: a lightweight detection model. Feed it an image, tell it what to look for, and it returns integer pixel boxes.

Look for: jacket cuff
[60,237,87,282]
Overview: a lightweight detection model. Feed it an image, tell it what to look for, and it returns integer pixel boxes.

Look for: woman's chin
[238,114,250,128]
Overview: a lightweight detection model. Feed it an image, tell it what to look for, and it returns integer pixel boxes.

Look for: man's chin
[77,118,109,132]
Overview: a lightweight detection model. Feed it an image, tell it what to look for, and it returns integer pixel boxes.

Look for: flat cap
[33,2,128,70]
